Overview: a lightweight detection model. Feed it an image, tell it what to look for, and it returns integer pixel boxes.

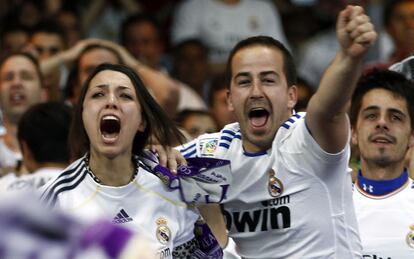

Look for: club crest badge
[200,139,218,156]
[406,225,414,249]
[156,217,171,244]
[268,169,283,197]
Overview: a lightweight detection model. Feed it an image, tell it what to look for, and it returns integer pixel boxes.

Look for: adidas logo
[112,209,133,224]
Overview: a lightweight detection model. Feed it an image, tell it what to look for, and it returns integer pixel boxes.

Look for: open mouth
[100,115,121,140]
[249,108,269,128]
[9,92,26,104]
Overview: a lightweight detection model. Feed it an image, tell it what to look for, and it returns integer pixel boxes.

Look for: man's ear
[226,89,234,112]
[409,131,414,148]
[287,85,298,110]
[351,128,358,146]
[20,140,35,173]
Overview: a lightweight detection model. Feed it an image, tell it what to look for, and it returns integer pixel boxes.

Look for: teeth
[102,115,119,121]
[11,93,23,101]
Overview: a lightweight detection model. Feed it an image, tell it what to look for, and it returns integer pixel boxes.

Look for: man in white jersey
[0,53,47,175]
[350,69,414,258]
[178,5,377,258]
[0,102,72,193]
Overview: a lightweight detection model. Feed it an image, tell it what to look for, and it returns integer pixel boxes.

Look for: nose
[105,93,118,109]
[375,115,389,131]
[11,75,22,86]
[250,79,264,98]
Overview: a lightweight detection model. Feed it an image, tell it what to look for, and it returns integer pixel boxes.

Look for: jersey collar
[356,169,409,198]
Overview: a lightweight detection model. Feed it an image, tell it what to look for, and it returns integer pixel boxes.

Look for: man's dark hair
[69,63,184,159]
[120,13,162,45]
[350,69,414,129]
[30,19,65,39]
[18,102,72,165]
[225,35,297,89]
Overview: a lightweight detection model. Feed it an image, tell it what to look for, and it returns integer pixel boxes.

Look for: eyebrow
[92,84,132,90]
[362,105,406,117]
[234,70,278,78]
[260,71,278,77]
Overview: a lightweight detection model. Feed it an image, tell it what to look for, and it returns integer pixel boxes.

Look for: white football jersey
[354,172,414,258]
[179,113,361,258]
[0,168,59,193]
[40,156,199,259]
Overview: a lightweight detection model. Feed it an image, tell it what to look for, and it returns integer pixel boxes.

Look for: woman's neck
[88,150,136,186]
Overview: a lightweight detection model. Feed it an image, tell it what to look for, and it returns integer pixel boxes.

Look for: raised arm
[305,5,377,153]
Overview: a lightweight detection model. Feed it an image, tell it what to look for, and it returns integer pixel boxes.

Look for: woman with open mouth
[40,63,220,258]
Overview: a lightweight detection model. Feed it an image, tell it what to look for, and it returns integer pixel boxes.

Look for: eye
[237,79,250,86]
[120,93,133,100]
[262,77,276,85]
[91,92,104,98]
[391,114,403,121]
[2,72,13,82]
[21,71,34,81]
[364,113,377,120]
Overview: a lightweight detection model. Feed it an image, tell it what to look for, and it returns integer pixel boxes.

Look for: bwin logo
[223,206,291,232]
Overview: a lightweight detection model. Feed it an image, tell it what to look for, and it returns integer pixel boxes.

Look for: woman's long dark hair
[68,63,184,159]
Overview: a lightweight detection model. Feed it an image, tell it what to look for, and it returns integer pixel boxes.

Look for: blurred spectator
[0,102,72,193]
[4,0,44,30]
[40,39,181,117]
[82,0,141,42]
[120,13,169,72]
[172,38,210,99]
[119,13,206,113]
[176,109,218,139]
[30,21,66,61]
[171,0,289,74]
[383,0,414,64]
[0,23,29,58]
[29,20,67,101]
[0,53,47,176]
[297,0,369,87]
[207,73,235,129]
[55,7,83,48]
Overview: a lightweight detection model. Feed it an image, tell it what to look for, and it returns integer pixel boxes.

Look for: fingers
[150,145,187,173]
[342,5,377,47]
[150,145,167,167]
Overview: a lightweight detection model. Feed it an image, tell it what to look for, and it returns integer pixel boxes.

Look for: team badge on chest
[156,217,171,244]
[268,169,284,197]
[406,225,414,249]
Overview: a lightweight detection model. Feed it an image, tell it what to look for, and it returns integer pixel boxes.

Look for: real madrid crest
[156,217,171,244]
[406,224,414,249]
[268,169,283,197]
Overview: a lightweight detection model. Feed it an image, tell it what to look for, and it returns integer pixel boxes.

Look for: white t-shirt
[0,167,59,193]
[354,172,414,258]
[178,112,361,258]
[172,0,289,64]
[40,156,199,259]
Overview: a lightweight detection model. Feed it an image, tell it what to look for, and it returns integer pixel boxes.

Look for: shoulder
[39,158,88,207]
[276,112,306,141]
[136,159,190,207]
